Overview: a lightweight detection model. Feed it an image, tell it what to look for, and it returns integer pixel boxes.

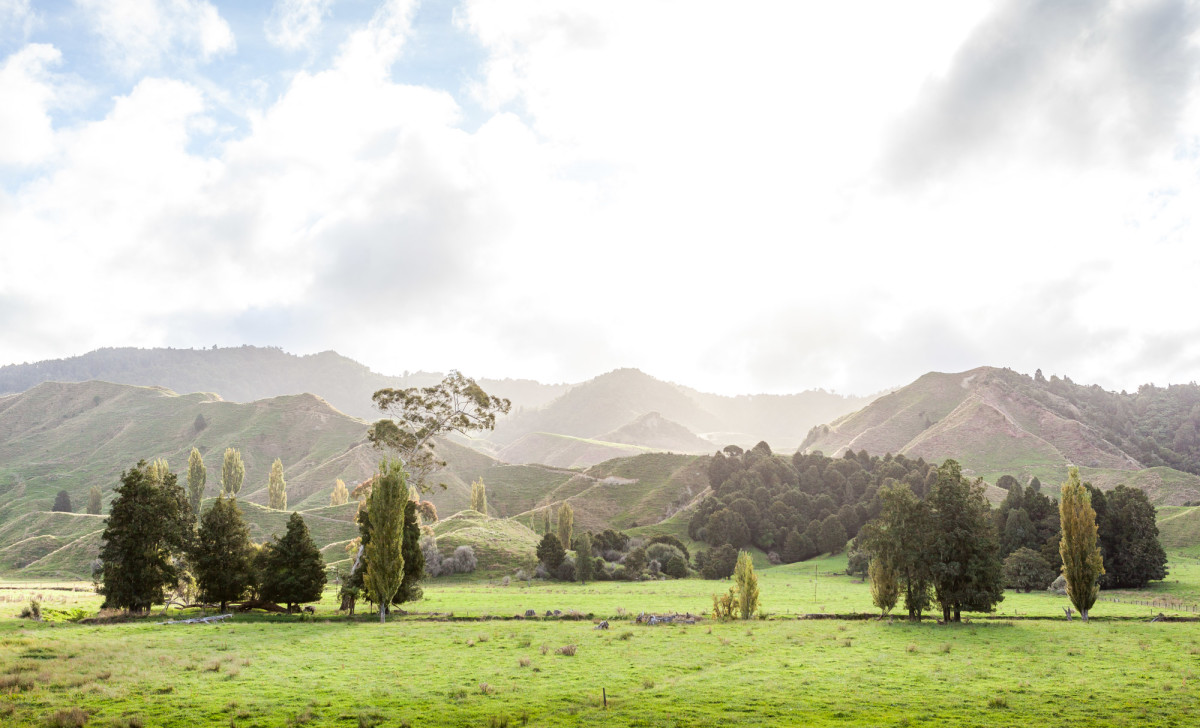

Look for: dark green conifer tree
[193,495,254,612]
[98,461,193,612]
[261,512,326,611]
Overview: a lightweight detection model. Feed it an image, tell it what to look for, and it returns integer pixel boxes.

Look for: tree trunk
[221,600,227,613]
[379,603,386,624]
[1081,608,1089,623]
[953,606,961,623]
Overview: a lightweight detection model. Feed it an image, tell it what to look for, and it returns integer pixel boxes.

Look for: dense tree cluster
[689,443,938,563]
[97,459,327,614]
[860,461,1003,622]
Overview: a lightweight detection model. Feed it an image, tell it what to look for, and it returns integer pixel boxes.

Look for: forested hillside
[801,366,1200,502]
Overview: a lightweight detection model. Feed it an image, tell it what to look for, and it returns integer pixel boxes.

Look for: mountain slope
[803,366,1200,504]
[599,412,713,453]
[0,346,568,421]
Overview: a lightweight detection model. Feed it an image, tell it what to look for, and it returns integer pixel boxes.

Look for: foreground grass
[2,613,1199,727]
[4,553,1200,726]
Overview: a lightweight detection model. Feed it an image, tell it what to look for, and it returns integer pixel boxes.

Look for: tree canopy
[367,371,510,492]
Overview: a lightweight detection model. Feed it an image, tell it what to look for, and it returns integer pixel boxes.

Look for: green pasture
[3,554,1200,726]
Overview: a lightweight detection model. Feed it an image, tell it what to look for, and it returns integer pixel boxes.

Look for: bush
[646,535,690,563]
[1003,548,1056,593]
[663,555,688,578]
[453,545,477,574]
[699,544,738,579]
[648,559,661,577]
[18,598,41,621]
[534,563,549,580]
[646,543,685,567]
[556,557,576,582]
[421,535,446,577]
[555,644,577,656]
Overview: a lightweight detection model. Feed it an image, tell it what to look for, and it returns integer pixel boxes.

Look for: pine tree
[1059,467,1104,621]
[536,533,565,570]
[330,479,349,506]
[733,550,760,619]
[261,512,326,611]
[87,486,103,515]
[869,557,899,616]
[193,495,254,612]
[52,490,72,512]
[576,532,594,585]
[267,458,287,510]
[470,477,488,514]
[365,460,406,623]
[98,461,192,612]
[557,501,574,553]
[187,447,206,522]
[221,448,244,497]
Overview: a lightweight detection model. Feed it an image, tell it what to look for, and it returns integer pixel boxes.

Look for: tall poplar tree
[1059,467,1104,621]
[576,532,594,585]
[330,479,349,506]
[267,458,287,510]
[869,557,899,616]
[221,448,244,497]
[365,460,406,623]
[557,501,574,553]
[733,550,760,619]
[87,486,103,515]
[187,447,206,522]
[470,478,488,514]
[542,508,552,535]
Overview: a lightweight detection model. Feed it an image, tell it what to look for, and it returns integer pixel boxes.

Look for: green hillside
[803,367,1197,504]
[430,510,541,576]
[497,432,653,469]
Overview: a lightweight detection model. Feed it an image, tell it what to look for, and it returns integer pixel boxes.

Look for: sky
[1,0,1199,396]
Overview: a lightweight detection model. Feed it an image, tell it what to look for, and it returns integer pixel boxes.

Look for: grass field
[4,554,1200,726]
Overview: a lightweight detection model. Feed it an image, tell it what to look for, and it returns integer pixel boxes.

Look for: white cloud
[0,44,61,167]
[75,0,236,74]
[0,0,36,39]
[265,0,336,51]
[4,2,1200,397]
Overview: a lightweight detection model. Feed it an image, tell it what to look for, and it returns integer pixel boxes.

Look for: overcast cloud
[1,0,1199,396]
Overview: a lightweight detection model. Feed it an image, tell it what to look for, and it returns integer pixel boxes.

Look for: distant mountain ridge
[0,346,569,421]
[0,347,879,453]
[802,366,1200,505]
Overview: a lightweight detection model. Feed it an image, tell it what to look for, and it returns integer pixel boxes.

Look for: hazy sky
[2,1,1199,396]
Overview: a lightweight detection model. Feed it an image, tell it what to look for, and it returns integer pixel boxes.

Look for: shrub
[555,644,577,656]
[648,559,661,577]
[663,555,688,579]
[453,545,478,574]
[1002,547,1056,593]
[556,557,576,582]
[501,576,510,587]
[18,598,41,621]
[49,708,88,728]
[699,544,738,579]
[421,535,444,576]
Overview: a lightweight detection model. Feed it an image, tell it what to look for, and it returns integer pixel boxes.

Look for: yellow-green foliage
[221,448,244,497]
[365,460,406,623]
[557,501,574,551]
[869,557,899,616]
[330,479,349,506]
[1060,467,1104,620]
[267,458,287,510]
[470,478,487,514]
[734,550,760,619]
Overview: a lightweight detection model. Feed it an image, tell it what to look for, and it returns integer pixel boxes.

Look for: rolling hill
[802,366,1200,504]
[0,346,568,422]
